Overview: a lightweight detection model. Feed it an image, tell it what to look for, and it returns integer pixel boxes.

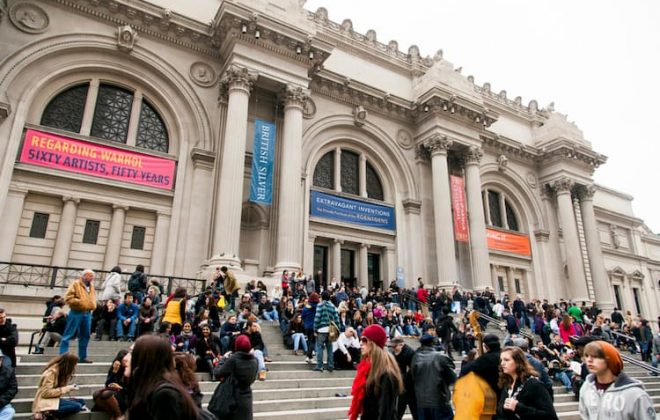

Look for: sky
[306,0,660,234]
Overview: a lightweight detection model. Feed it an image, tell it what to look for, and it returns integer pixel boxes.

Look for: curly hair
[497,346,539,390]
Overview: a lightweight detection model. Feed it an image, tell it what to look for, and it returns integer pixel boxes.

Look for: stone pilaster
[359,243,369,288]
[0,187,27,261]
[51,196,79,267]
[104,205,128,269]
[332,238,343,285]
[151,211,171,275]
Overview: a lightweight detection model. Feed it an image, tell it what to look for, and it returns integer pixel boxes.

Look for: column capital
[221,65,256,94]
[8,185,28,196]
[280,85,309,110]
[464,146,483,165]
[360,243,369,249]
[156,210,172,218]
[191,148,215,169]
[414,144,431,163]
[424,135,453,157]
[112,204,130,212]
[552,177,574,194]
[579,184,597,201]
[62,196,80,205]
[333,238,344,245]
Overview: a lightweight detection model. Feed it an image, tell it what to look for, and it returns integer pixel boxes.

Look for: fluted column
[464,146,492,290]
[332,239,343,286]
[104,205,128,269]
[580,185,614,310]
[274,86,308,274]
[211,66,255,268]
[553,177,589,301]
[151,211,171,275]
[0,187,28,261]
[359,243,369,288]
[424,136,457,287]
[51,197,79,267]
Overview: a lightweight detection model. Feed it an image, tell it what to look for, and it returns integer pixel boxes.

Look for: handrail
[621,353,660,375]
[478,311,536,341]
[28,330,41,355]
[609,330,641,352]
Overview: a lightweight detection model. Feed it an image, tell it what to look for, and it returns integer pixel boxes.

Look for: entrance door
[368,253,381,290]
[314,245,328,290]
[341,249,355,288]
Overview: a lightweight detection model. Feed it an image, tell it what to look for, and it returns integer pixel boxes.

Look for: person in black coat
[459,333,502,403]
[391,337,417,420]
[497,346,557,420]
[0,349,18,419]
[196,325,222,375]
[0,310,18,367]
[212,335,258,420]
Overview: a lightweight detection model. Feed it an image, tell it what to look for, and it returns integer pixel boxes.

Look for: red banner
[450,175,469,242]
[486,228,531,256]
[19,128,176,190]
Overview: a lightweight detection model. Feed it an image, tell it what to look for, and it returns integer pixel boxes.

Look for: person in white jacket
[579,340,655,419]
[333,327,360,370]
[100,266,124,303]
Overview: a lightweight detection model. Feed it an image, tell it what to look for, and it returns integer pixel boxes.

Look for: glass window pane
[82,219,100,245]
[505,200,519,231]
[130,226,146,250]
[488,191,502,227]
[29,213,49,238]
[366,161,384,201]
[340,150,359,195]
[40,84,89,133]
[136,100,169,152]
[91,84,133,143]
[313,151,334,189]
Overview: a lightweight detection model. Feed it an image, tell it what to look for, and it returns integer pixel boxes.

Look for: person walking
[59,269,97,363]
[390,337,417,420]
[411,334,456,420]
[313,291,340,372]
[349,325,404,420]
[0,349,17,420]
[579,340,655,419]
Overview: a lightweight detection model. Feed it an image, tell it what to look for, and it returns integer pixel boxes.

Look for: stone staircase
[8,317,660,419]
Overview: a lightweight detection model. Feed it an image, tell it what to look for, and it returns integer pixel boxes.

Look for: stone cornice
[402,199,422,215]
[190,148,215,168]
[593,206,644,227]
[538,139,607,169]
[52,0,218,57]
[414,86,498,128]
[480,133,539,164]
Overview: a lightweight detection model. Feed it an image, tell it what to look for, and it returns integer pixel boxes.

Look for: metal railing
[0,261,208,296]
[477,311,536,341]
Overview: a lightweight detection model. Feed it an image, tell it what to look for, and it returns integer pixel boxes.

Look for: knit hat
[594,341,624,375]
[362,325,387,349]
[234,335,251,353]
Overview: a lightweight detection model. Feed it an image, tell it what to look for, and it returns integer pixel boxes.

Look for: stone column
[553,177,589,301]
[464,146,492,290]
[274,86,307,274]
[0,187,27,261]
[210,66,255,268]
[104,205,128,269]
[151,211,171,275]
[490,264,500,294]
[332,239,343,285]
[359,154,367,197]
[359,243,369,288]
[385,246,397,287]
[579,185,615,311]
[51,197,79,267]
[424,136,457,287]
[334,147,342,192]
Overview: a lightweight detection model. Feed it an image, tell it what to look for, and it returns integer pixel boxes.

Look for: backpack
[128,272,144,292]
[207,375,238,419]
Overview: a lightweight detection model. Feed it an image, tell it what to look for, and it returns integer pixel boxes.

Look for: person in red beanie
[579,340,655,419]
[349,325,403,420]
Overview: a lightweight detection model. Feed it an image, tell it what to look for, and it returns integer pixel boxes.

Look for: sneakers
[305,357,312,364]
[313,367,323,372]
[33,347,44,355]
[79,359,93,364]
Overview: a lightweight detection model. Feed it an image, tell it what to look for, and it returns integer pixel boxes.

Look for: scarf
[348,357,371,420]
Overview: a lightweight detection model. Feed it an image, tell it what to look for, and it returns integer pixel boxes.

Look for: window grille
[82,219,100,244]
[130,226,146,250]
[29,212,49,238]
[40,84,89,133]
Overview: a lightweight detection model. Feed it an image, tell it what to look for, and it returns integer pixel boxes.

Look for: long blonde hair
[365,343,404,396]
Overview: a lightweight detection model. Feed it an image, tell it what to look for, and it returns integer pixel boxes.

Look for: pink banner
[450,175,469,242]
[19,128,176,190]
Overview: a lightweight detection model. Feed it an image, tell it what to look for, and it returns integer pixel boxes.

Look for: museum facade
[0,0,658,320]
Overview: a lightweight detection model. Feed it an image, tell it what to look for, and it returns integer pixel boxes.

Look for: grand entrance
[313,245,328,290]
[368,253,381,290]
[341,248,356,288]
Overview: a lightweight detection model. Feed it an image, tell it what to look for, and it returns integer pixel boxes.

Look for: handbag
[207,375,238,419]
[328,321,340,342]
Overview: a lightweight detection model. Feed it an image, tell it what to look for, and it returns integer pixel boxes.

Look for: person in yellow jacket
[59,269,97,363]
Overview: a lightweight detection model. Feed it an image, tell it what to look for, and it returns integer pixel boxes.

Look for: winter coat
[301,303,317,330]
[0,319,18,367]
[459,350,502,400]
[100,272,123,301]
[579,372,655,419]
[411,346,456,408]
[0,355,17,409]
[65,278,97,312]
[496,377,558,420]
[360,371,400,420]
[212,351,258,420]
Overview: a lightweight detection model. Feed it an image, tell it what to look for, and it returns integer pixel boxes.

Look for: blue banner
[249,119,276,205]
[310,190,396,230]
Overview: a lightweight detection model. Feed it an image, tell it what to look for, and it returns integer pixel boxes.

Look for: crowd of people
[0,266,658,419]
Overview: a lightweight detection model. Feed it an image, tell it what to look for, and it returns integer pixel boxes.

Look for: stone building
[0,0,658,320]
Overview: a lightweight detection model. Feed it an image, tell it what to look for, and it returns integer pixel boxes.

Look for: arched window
[312,148,385,202]
[40,82,169,153]
[483,189,521,232]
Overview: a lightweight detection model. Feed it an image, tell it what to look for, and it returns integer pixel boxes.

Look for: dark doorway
[368,253,381,290]
[314,245,328,290]
[341,249,355,288]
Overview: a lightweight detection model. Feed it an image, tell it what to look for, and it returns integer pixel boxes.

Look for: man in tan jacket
[59,269,97,363]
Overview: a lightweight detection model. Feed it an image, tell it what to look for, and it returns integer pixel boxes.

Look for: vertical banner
[450,175,469,242]
[249,119,276,205]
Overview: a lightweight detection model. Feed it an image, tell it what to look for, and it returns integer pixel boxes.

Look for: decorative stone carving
[117,25,138,52]
[525,172,537,188]
[387,40,398,53]
[610,225,621,249]
[552,177,574,194]
[581,184,597,200]
[365,29,377,43]
[9,2,49,34]
[424,135,452,156]
[282,85,309,109]
[314,7,328,23]
[189,62,217,88]
[408,45,420,61]
[433,49,443,62]
[534,229,550,242]
[402,199,422,215]
[221,66,256,93]
[396,129,413,150]
[353,105,367,127]
[302,97,316,119]
[414,144,430,162]
[497,154,508,171]
[529,100,538,112]
[340,19,353,33]
[0,101,10,124]
[464,146,483,164]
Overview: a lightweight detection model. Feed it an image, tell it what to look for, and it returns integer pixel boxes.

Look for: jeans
[220,335,231,354]
[315,332,334,370]
[262,309,279,322]
[292,333,308,352]
[417,406,453,420]
[96,318,117,340]
[117,318,137,338]
[254,349,266,372]
[54,398,86,415]
[651,354,659,375]
[0,404,15,420]
[554,371,573,391]
[279,319,290,335]
[60,310,91,360]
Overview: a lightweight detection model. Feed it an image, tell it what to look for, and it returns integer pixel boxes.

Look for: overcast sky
[306,0,660,233]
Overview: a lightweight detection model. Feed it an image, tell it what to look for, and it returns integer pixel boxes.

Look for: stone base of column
[272,262,303,278]
[437,281,456,290]
[207,254,243,271]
